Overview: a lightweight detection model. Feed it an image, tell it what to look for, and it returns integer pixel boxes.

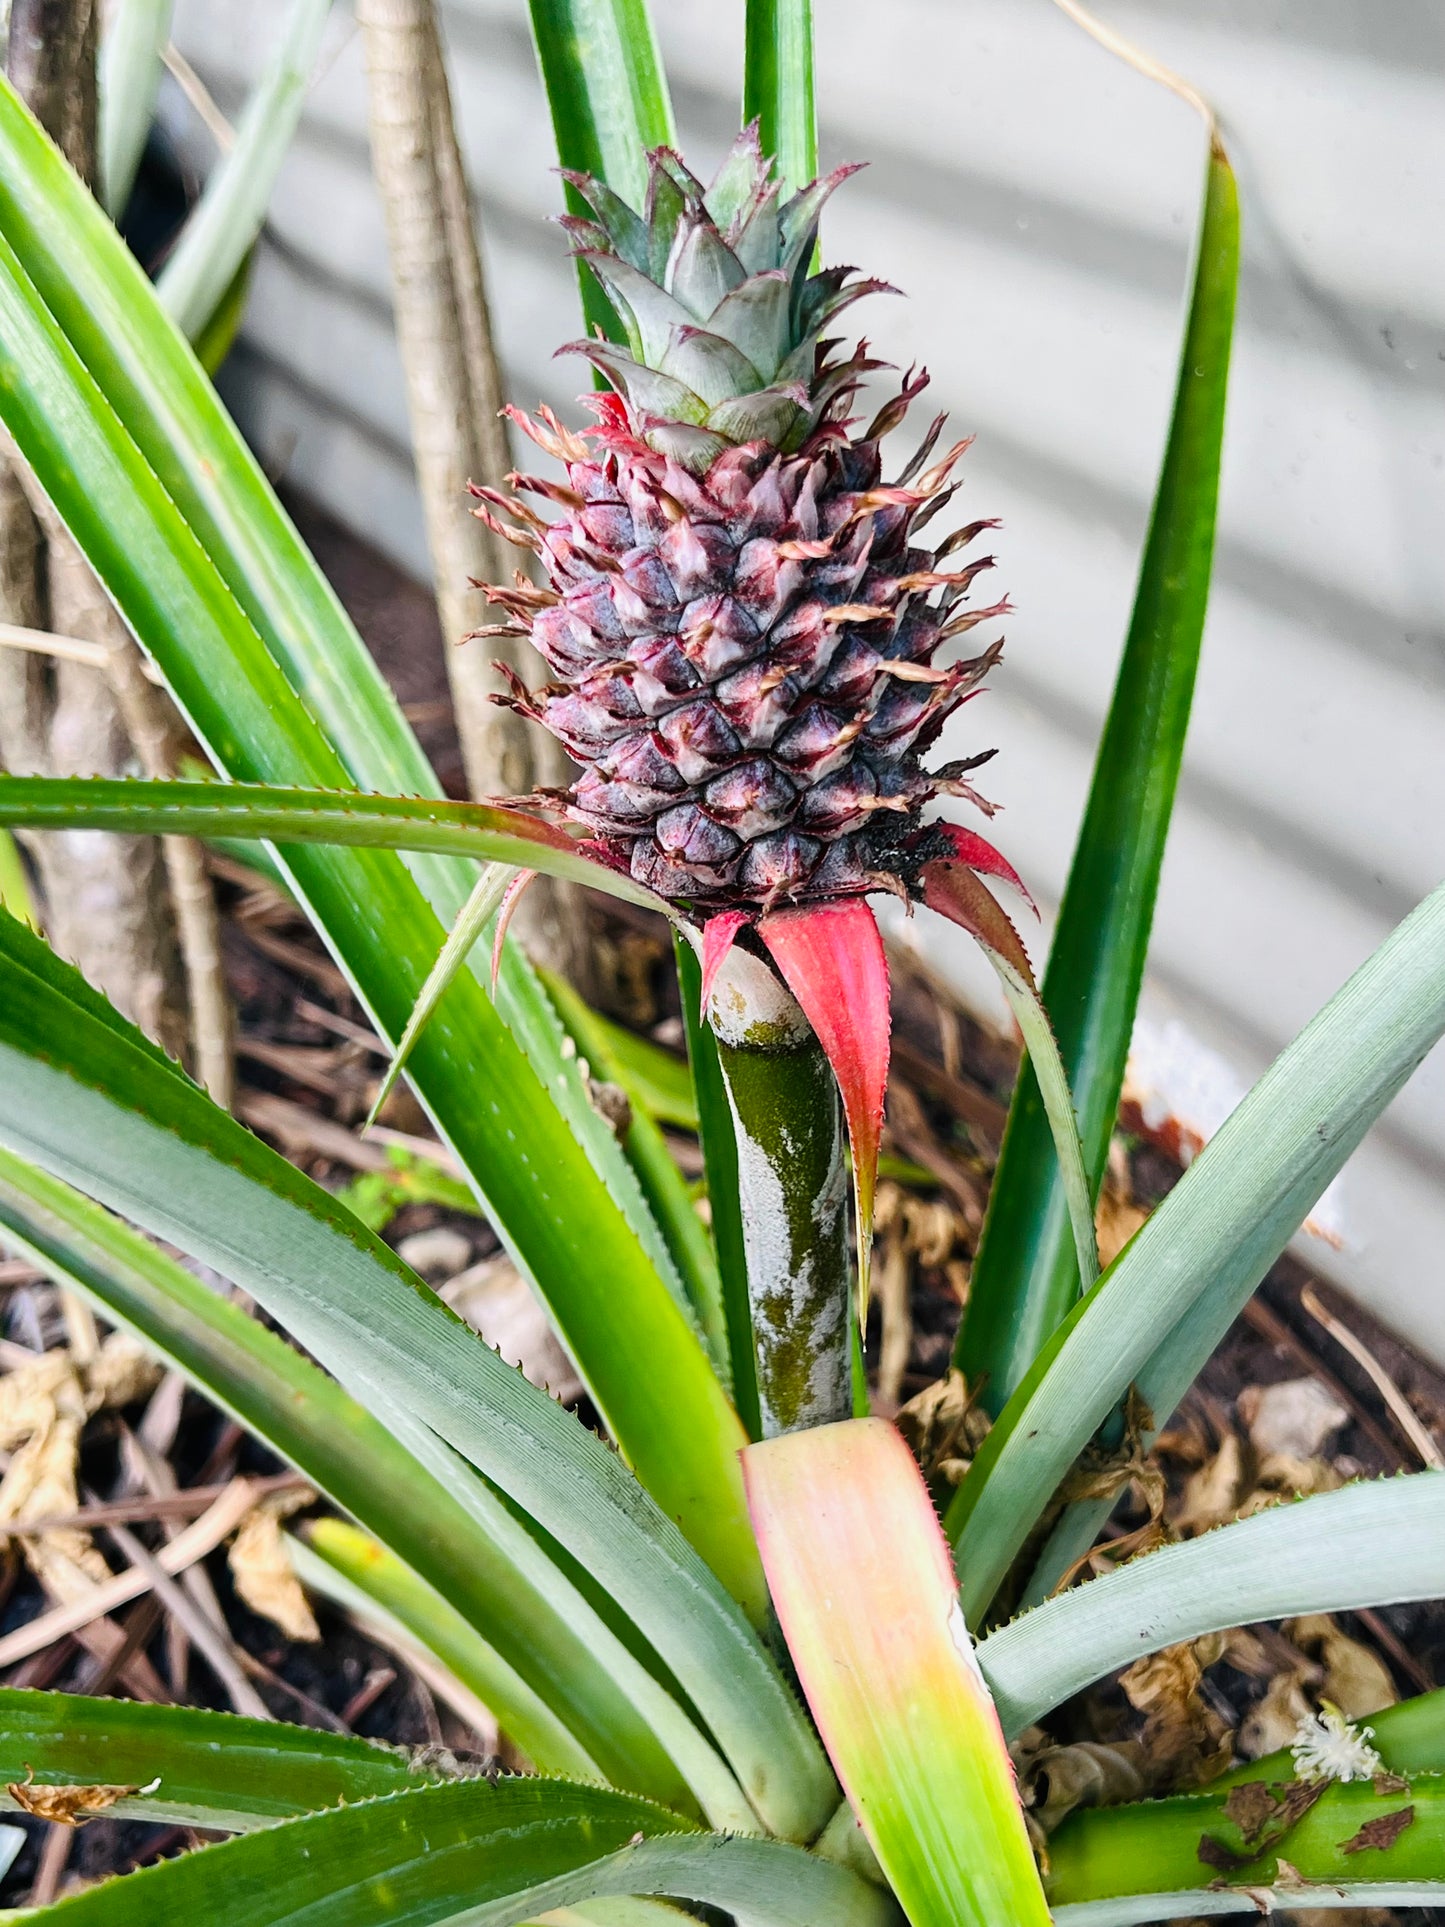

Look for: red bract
[759,898,891,1314]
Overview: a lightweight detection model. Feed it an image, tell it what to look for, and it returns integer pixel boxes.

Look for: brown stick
[355,0,590,983]
[2,0,189,1061]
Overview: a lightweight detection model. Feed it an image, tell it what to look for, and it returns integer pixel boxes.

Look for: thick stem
[709,945,851,1436]
[0,4,186,1057]
[356,0,589,982]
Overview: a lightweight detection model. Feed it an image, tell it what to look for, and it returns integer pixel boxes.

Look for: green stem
[676,932,760,1439]
[708,943,850,1436]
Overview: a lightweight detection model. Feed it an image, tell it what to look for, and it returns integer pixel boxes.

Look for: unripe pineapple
[474,128,1009,911]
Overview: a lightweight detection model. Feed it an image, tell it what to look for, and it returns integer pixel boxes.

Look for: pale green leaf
[156,0,331,340]
[979,1473,1445,1736]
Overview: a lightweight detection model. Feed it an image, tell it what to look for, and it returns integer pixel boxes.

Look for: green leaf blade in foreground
[957,138,1239,1412]
[978,1473,1445,1737]
[21,1780,897,1927]
[0,181,757,1619]
[538,964,727,1377]
[0,79,729,1601]
[743,0,816,198]
[0,776,666,912]
[1047,1775,1445,1922]
[0,1148,695,1802]
[0,1689,443,1832]
[0,916,837,1845]
[946,875,1445,1620]
[745,1418,1050,1927]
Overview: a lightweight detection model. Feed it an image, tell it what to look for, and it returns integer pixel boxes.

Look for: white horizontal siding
[169,0,1445,1358]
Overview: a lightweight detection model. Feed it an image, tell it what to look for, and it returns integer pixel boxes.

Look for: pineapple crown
[557,125,891,474]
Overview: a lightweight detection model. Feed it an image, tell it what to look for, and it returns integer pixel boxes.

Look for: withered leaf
[1374,1771,1411,1796]
[1340,1804,1415,1854]
[1272,1777,1327,1832]
[8,1776,142,1825]
[1222,1781,1277,1841]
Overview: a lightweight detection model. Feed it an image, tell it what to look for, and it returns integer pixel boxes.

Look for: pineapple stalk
[476,133,1027,1435]
[707,942,851,1435]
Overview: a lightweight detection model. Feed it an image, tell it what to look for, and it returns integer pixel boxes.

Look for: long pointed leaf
[365,862,514,1130]
[155,0,330,340]
[957,137,1239,1412]
[19,1779,896,1927]
[0,82,743,1603]
[946,877,1445,1621]
[537,964,728,1377]
[0,915,837,1843]
[922,862,1098,1301]
[98,0,175,217]
[0,183,753,1608]
[745,1418,1050,1927]
[743,0,816,198]
[525,0,675,342]
[978,1473,1445,1737]
[0,775,666,911]
[0,1148,691,1799]
[0,1690,445,1832]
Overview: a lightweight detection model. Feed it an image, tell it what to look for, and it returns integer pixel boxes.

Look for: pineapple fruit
[473,128,1009,913]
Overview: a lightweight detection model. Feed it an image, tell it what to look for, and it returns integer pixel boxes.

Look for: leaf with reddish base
[758,898,890,1319]
[932,822,1038,917]
[491,870,539,991]
[699,910,752,1017]
[922,860,1099,1295]
[919,857,1036,987]
[744,1417,1051,1927]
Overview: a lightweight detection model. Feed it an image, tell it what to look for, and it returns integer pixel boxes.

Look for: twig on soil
[235,1650,350,1734]
[1240,1294,1402,1469]
[1299,1284,1444,1470]
[0,1478,260,1668]
[0,1476,309,1541]
[28,1819,71,1908]
[102,1517,272,1720]
[294,999,391,1056]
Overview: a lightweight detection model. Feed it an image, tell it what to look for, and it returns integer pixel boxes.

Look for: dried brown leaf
[7,1775,143,1825]
[1339,1805,1414,1855]
[1016,1737,1147,1835]
[1120,1638,1232,1788]
[1238,1379,1348,1462]
[228,1491,320,1642]
[1285,1615,1397,1720]
[1095,1187,1148,1269]
[0,1351,110,1600]
[1171,1430,1248,1535]
[1238,1668,1315,1762]
[895,1368,990,1482]
[83,1334,162,1413]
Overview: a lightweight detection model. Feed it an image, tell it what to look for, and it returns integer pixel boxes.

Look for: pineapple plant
[475,130,1017,917]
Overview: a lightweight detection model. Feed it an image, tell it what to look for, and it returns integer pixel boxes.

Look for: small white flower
[1289,1701,1382,1783]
